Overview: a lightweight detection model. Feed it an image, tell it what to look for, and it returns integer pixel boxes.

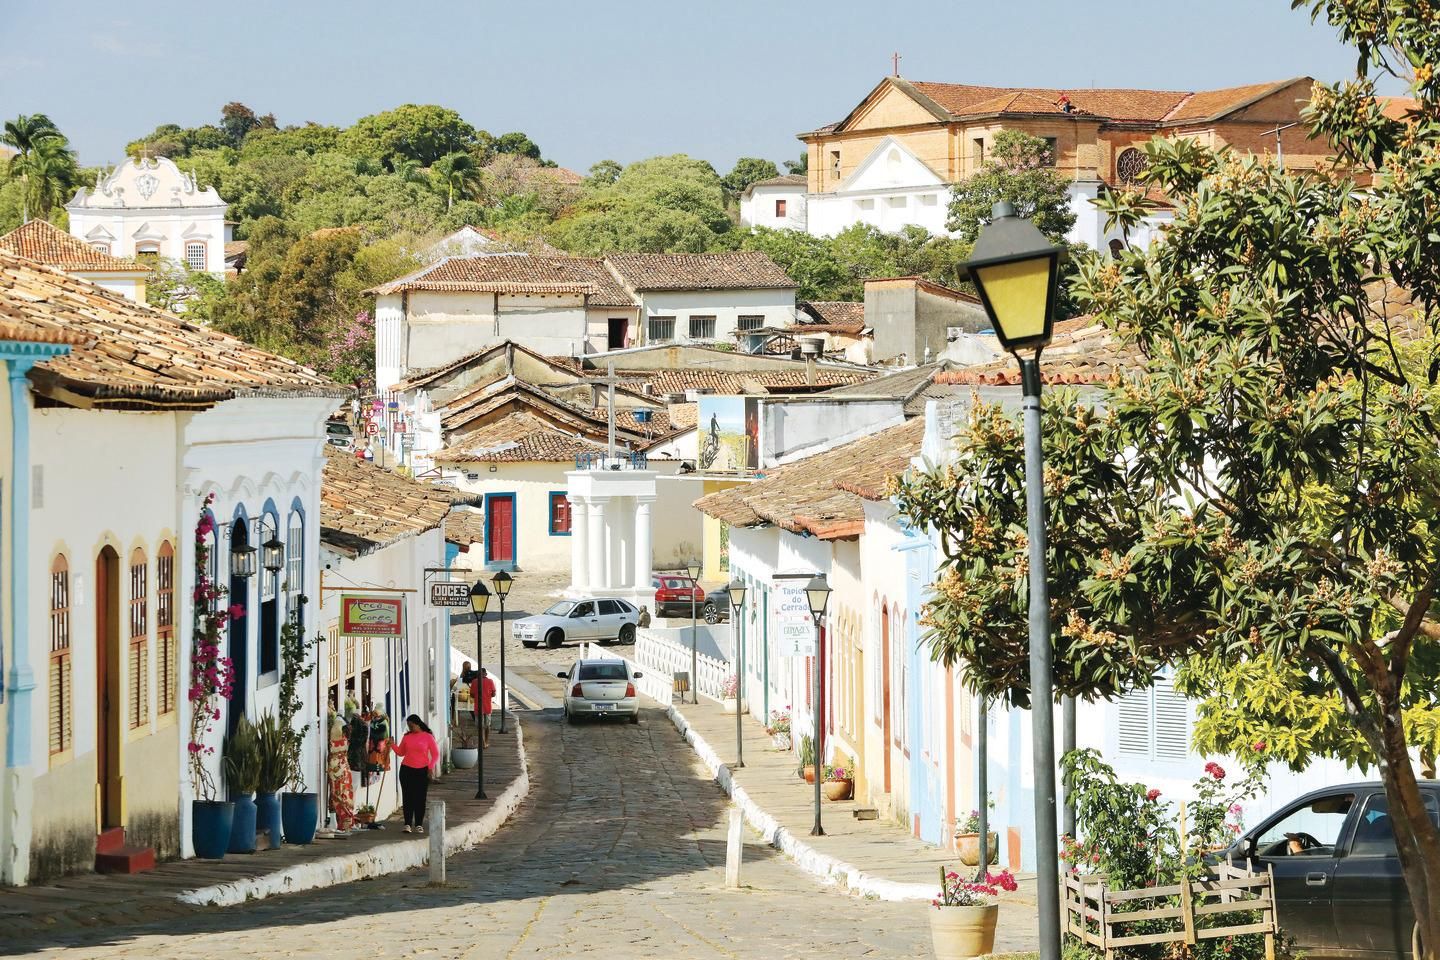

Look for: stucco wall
[637,289,796,348]
[739,186,808,231]
[403,291,595,371]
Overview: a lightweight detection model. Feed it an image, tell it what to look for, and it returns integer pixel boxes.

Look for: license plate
[593,702,612,710]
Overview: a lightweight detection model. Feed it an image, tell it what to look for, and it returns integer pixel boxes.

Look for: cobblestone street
[9,666,1020,959]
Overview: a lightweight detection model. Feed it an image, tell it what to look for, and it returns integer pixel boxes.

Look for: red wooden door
[95,546,122,827]
[487,496,514,564]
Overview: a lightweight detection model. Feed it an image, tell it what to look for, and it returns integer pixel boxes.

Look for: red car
[654,575,705,618]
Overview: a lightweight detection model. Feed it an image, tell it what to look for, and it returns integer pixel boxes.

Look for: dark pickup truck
[1223,781,1439,959]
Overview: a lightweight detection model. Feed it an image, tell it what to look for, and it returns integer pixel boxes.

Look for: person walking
[470,667,497,748]
[390,714,440,833]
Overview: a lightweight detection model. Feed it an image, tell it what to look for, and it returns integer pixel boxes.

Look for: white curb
[664,703,936,902]
[177,722,530,907]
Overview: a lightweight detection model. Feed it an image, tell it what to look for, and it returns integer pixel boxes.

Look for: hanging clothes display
[327,717,356,831]
[363,709,391,775]
[347,714,370,774]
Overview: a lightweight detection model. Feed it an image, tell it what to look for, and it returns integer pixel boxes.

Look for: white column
[571,498,590,592]
[633,496,654,593]
[588,497,607,590]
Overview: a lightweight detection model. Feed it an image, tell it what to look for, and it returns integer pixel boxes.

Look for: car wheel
[522,641,538,649]
[546,628,563,649]
[619,624,636,644]
[628,712,639,725]
[563,707,572,724]
[703,603,719,625]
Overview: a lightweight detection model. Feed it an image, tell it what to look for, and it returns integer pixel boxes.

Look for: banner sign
[339,594,405,638]
[771,580,815,657]
[429,581,471,607]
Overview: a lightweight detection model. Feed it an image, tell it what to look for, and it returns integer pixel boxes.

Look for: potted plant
[188,496,238,860]
[954,802,998,866]
[765,708,791,750]
[354,804,377,826]
[254,711,288,850]
[928,868,1015,960]
[276,602,320,846]
[799,734,817,783]
[223,716,262,853]
[721,674,740,714]
[822,761,854,802]
[451,724,479,769]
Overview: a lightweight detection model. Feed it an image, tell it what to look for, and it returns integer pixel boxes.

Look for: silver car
[558,658,642,723]
[513,598,639,649]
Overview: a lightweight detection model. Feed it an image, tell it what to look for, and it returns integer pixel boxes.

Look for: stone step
[95,827,126,855]
[95,846,156,875]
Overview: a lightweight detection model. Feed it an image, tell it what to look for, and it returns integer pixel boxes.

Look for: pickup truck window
[1348,792,1440,856]
[1256,793,1355,857]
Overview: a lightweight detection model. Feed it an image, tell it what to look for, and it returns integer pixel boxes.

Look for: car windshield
[578,663,628,681]
[544,601,577,616]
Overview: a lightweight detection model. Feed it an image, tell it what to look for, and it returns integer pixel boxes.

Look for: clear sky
[0,0,1402,173]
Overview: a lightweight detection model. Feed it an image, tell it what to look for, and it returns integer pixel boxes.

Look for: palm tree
[432,152,483,210]
[12,138,78,221]
[3,113,67,222]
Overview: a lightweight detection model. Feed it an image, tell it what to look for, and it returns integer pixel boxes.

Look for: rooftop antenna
[892,51,901,77]
[1262,122,1299,170]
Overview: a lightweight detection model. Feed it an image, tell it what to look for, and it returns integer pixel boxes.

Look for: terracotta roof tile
[906,77,1302,125]
[935,323,1139,386]
[695,419,924,537]
[432,412,609,463]
[742,174,807,197]
[614,366,873,398]
[1160,80,1301,123]
[0,252,344,409]
[606,252,797,292]
[0,220,148,274]
[370,254,634,307]
[796,301,866,334]
[321,447,474,556]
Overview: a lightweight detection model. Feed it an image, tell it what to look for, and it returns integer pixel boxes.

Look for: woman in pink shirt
[390,714,440,833]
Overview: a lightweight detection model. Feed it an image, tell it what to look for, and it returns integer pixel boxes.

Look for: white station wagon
[513,598,639,649]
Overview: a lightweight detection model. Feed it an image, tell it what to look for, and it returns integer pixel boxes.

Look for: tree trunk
[1373,694,1440,960]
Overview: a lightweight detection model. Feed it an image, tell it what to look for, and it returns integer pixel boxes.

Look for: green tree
[895,2,1440,944]
[548,154,731,254]
[783,152,809,176]
[737,224,970,301]
[587,159,622,185]
[432,151,484,209]
[220,102,262,147]
[947,129,1076,243]
[3,113,67,222]
[722,157,780,198]
[493,131,542,160]
[339,104,480,169]
[11,137,78,221]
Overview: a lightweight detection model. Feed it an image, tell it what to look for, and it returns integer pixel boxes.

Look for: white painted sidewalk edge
[176,722,530,907]
[664,703,936,903]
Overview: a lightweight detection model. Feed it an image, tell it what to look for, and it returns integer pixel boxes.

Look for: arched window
[90,241,111,255]
[49,554,72,757]
[185,241,206,271]
[128,548,149,729]
[1116,147,1149,185]
[157,541,176,715]
[286,508,304,615]
[259,512,281,677]
[135,242,160,265]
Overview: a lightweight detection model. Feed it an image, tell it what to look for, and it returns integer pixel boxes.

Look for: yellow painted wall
[701,478,745,583]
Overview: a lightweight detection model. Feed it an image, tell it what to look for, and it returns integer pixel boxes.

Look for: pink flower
[228,603,245,621]
[1252,741,1266,752]
[1146,788,1162,801]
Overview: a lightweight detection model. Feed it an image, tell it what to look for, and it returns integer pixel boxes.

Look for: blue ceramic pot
[281,791,318,845]
[192,800,234,860]
[228,793,257,853]
[255,791,282,850]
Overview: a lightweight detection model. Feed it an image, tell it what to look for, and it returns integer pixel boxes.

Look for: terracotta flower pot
[928,903,998,960]
[802,765,816,783]
[822,779,853,801]
[955,832,1000,866]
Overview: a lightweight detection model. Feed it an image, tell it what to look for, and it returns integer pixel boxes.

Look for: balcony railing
[575,450,649,471]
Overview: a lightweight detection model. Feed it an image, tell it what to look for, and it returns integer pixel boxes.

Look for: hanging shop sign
[339,594,405,638]
[770,579,815,657]
[428,581,471,607]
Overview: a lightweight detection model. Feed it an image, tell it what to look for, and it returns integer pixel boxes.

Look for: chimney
[799,337,823,386]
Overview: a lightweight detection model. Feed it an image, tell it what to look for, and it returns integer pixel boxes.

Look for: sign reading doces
[429,581,471,608]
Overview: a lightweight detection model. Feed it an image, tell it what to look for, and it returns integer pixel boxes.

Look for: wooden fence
[1063,859,1279,960]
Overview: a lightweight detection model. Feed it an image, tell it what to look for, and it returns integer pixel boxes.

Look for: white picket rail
[579,642,674,704]
[634,629,730,701]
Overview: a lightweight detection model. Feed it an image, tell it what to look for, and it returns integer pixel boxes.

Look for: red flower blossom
[1146,788,1162,801]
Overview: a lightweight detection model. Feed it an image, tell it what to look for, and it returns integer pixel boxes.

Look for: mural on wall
[719,521,730,572]
[697,396,759,472]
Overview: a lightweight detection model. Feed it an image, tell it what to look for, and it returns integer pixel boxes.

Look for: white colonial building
[738,174,808,231]
[805,137,952,239]
[66,156,229,274]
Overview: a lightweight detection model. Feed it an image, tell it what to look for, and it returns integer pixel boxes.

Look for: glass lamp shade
[231,544,257,579]
[686,562,701,582]
[261,537,285,573]
[964,201,1062,353]
[469,580,491,615]
[491,569,513,598]
[726,579,748,609]
[804,575,831,620]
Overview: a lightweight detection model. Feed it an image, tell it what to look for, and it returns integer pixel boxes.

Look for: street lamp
[491,570,513,733]
[261,535,285,575]
[229,522,257,579]
[727,579,748,769]
[686,561,701,705]
[803,574,831,837]
[469,580,490,800]
[964,199,1064,960]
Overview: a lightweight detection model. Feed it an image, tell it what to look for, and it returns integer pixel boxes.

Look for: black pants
[399,765,429,826]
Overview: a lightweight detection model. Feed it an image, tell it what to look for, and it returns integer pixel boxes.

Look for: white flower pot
[722,698,738,714]
[451,747,478,769]
[928,904,998,960]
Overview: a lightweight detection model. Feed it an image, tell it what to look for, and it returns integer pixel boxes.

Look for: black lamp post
[804,574,831,837]
[230,522,257,579]
[492,570,513,733]
[686,561,701,704]
[963,199,1064,960]
[727,579,748,769]
[469,580,490,800]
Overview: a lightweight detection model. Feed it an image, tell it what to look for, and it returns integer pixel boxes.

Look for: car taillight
[626,683,636,697]
[571,683,583,697]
